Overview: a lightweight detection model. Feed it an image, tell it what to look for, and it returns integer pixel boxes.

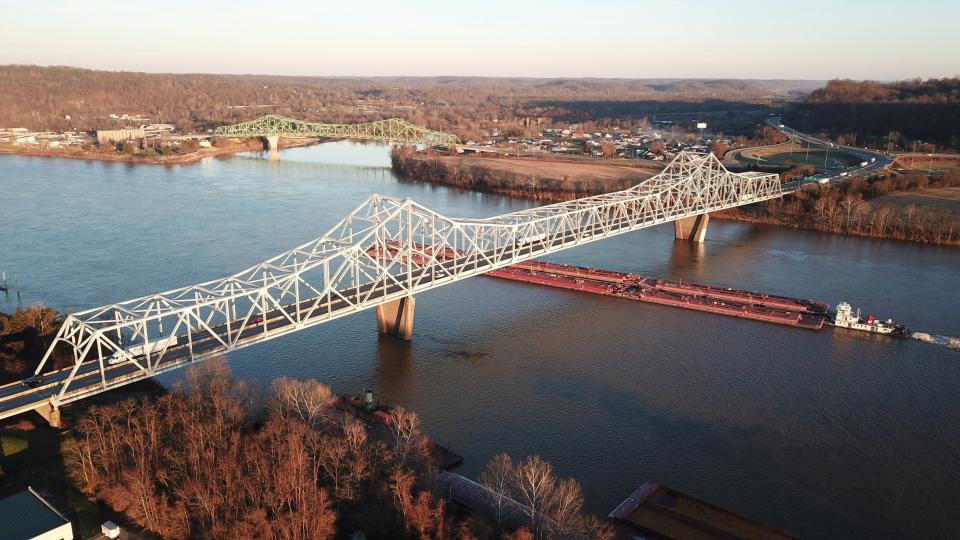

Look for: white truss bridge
[0,152,780,423]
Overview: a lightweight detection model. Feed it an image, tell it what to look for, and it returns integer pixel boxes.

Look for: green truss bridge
[214,115,461,150]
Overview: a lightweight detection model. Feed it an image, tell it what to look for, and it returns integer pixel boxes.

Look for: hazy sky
[2,0,958,80]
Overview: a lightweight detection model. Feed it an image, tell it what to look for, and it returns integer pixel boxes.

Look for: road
[765,117,894,191]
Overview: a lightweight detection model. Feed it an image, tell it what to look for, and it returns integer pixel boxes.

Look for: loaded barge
[488,260,828,330]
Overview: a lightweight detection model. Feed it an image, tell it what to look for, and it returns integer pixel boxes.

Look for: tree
[511,455,556,537]
[480,453,513,529]
[386,406,425,467]
[710,140,729,158]
[600,140,616,158]
[269,377,335,429]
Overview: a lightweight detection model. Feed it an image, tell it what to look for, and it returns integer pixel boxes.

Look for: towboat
[832,302,908,336]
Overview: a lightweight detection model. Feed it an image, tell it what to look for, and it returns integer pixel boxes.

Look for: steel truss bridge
[0,152,780,423]
[213,115,461,147]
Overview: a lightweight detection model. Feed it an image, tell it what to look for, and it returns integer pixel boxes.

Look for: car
[20,375,44,387]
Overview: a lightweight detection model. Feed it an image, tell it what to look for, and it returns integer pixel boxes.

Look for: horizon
[1,0,958,80]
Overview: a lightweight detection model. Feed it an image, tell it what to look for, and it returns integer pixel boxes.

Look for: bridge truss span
[9,152,780,417]
[213,115,461,146]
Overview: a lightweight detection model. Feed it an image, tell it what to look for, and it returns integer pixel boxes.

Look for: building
[96,128,145,145]
[0,486,74,540]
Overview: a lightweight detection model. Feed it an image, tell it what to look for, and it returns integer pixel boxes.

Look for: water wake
[911,332,960,350]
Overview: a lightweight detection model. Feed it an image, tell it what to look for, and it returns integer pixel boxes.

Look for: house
[0,486,74,540]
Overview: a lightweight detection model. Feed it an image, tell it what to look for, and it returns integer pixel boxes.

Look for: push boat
[831,302,909,337]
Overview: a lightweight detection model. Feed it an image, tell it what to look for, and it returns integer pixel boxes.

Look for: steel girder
[213,115,461,146]
[19,152,779,410]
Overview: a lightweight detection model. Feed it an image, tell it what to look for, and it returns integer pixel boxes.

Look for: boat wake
[911,332,960,350]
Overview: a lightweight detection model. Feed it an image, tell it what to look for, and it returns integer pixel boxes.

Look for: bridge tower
[265,135,280,161]
[35,402,61,428]
[674,213,710,242]
[376,296,415,340]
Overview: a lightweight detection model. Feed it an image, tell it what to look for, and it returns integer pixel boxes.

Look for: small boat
[831,301,908,337]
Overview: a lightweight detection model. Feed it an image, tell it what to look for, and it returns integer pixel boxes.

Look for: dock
[488,260,828,330]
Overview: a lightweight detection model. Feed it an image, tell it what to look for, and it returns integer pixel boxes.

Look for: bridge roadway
[0,221,653,419]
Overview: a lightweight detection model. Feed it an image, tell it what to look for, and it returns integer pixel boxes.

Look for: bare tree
[480,453,514,530]
[387,406,424,466]
[270,376,335,429]
[511,455,556,536]
[548,477,584,534]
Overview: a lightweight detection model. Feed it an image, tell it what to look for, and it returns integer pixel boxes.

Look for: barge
[609,481,800,540]
[488,261,828,330]
[368,241,827,330]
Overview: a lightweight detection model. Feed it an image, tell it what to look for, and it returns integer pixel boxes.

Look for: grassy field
[731,142,862,168]
[870,186,960,215]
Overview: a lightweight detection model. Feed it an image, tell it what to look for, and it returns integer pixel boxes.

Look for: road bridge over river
[214,115,461,158]
[0,152,781,426]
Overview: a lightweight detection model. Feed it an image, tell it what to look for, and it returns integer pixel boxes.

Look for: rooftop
[0,486,72,540]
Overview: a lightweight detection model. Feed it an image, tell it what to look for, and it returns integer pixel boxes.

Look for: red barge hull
[368,241,826,330]
[489,261,827,330]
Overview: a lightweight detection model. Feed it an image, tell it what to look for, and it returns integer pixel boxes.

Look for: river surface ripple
[2,142,959,539]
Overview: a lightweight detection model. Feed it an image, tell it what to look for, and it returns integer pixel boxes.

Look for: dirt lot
[870,186,960,215]
[432,154,660,182]
[894,154,960,171]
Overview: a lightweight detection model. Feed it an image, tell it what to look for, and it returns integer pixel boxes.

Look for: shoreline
[0,137,320,165]
[392,153,959,247]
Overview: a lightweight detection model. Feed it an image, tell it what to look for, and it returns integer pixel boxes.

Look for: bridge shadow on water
[373,334,415,405]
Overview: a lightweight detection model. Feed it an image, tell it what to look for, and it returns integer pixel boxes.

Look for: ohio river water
[3,142,959,539]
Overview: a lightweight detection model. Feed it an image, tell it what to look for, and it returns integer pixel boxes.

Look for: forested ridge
[0,65,819,138]
[785,78,960,150]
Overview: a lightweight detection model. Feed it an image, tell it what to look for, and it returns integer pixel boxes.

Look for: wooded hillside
[0,65,819,138]
[785,78,960,151]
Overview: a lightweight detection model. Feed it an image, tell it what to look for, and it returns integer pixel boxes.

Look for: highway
[765,117,894,190]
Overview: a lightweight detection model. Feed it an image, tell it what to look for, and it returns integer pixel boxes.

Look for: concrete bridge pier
[265,134,280,161]
[674,213,711,242]
[35,402,61,428]
[376,296,415,340]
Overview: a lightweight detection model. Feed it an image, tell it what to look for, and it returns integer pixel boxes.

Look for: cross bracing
[0,152,780,419]
[213,115,461,146]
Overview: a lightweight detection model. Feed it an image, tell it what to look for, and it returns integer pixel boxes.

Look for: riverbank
[392,149,959,246]
[0,137,320,165]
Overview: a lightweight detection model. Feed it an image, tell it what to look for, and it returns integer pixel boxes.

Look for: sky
[1,0,958,80]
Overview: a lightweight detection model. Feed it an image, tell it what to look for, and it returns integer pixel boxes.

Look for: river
[2,142,959,538]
